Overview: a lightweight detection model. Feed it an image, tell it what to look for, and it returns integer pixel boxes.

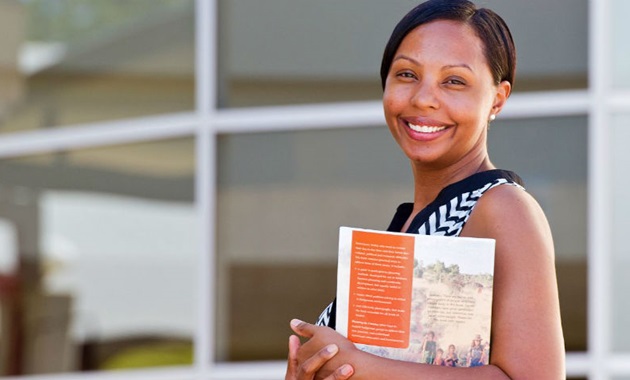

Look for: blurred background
[0,0,625,379]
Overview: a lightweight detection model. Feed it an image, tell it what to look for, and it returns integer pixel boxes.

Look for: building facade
[0,0,627,379]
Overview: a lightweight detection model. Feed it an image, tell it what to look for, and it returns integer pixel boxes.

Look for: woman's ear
[491,80,512,117]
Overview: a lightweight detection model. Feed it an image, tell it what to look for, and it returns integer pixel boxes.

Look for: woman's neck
[398,151,493,233]
[410,154,494,213]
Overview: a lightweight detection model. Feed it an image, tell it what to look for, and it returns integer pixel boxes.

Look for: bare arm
[461,185,565,378]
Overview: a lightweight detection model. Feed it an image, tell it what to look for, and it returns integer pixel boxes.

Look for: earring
[489,114,496,122]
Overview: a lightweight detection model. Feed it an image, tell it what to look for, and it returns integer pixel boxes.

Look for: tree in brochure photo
[336,227,495,367]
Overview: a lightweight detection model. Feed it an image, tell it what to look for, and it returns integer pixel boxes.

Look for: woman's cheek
[383,96,400,128]
[382,92,397,113]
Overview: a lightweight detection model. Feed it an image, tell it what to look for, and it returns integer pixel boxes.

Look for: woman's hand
[285,319,355,380]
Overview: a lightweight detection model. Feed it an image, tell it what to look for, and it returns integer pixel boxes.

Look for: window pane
[484,0,588,92]
[612,113,630,351]
[215,127,411,361]
[218,0,587,108]
[0,138,196,375]
[488,116,588,352]
[215,116,587,361]
[0,1,194,134]
[612,0,630,88]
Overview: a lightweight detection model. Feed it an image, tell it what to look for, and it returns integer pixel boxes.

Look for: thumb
[290,318,316,338]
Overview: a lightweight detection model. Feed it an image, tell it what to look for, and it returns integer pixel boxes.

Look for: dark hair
[380,0,516,90]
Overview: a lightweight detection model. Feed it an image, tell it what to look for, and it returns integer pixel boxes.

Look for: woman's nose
[410,80,440,110]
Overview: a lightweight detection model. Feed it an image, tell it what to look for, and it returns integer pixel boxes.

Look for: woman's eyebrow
[443,63,474,72]
[392,54,421,65]
[392,56,474,72]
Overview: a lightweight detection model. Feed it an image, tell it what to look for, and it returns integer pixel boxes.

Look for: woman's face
[383,20,510,170]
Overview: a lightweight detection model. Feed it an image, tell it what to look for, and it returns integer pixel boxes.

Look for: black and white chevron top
[315,169,524,329]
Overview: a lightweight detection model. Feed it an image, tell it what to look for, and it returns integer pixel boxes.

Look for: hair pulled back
[380,0,516,90]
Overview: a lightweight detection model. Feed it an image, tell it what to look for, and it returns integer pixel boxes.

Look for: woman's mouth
[406,122,447,133]
[401,118,451,142]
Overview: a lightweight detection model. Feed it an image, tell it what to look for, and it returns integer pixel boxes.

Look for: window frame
[0,0,628,378]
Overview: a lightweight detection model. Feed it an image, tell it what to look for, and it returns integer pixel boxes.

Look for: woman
[285,1,565,379]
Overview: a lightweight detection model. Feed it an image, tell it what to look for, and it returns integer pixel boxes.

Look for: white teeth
[408,123,447,133]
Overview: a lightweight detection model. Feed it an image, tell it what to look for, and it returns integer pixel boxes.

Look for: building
[0,0,626,379]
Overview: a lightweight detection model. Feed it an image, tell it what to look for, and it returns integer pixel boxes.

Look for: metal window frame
[1,0,630,378]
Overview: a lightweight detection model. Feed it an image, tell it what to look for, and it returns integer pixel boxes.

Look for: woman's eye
[445,78,466,86]
[397,72,416,79]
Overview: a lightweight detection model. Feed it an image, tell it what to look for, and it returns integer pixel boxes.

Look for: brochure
[336,227,495,366]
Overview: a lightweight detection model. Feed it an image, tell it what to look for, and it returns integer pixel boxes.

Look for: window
[0,0,194,134]
[0,139,196,374]
[1,0,628,378]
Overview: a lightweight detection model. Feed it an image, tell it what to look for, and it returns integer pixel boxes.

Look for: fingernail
[340,364,353,376]
[290,319,303,327]
[325,344,339,355]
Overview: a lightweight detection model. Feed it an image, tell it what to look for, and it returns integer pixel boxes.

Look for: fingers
[290,318,316,338]
[322,364,354,380]
[288,334,301,358]
[285,335,301,380]
[287,319,353,379]
[297,344,340,378]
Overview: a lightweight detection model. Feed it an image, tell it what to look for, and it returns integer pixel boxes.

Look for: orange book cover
[336,227,495,367]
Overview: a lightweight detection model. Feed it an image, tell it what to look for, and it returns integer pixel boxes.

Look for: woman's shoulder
[440,169,525,207]
[461,176,554,261]
[475,181,546,225]
[464,180,554,259]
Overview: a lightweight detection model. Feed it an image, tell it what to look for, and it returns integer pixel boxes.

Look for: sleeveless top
[315,169,524,329]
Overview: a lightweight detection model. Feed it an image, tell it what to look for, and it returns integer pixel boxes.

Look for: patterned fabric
[315,301,335,329]
[418,177,523,236]
[315,169,524,329]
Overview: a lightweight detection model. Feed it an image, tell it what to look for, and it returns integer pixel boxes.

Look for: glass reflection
[0,0,194,134]
[0,138,196,375]
[612,114,630,351]
[216,127,411,361]
[215,116,587,361]
[218,0,587,108]
[612,0,630,88]
[489,116,588,351]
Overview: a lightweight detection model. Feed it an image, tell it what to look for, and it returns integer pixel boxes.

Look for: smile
[407,123,447,133]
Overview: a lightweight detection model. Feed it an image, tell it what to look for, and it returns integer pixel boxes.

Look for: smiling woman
[382,20,510,173]
[285,1,565,379]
